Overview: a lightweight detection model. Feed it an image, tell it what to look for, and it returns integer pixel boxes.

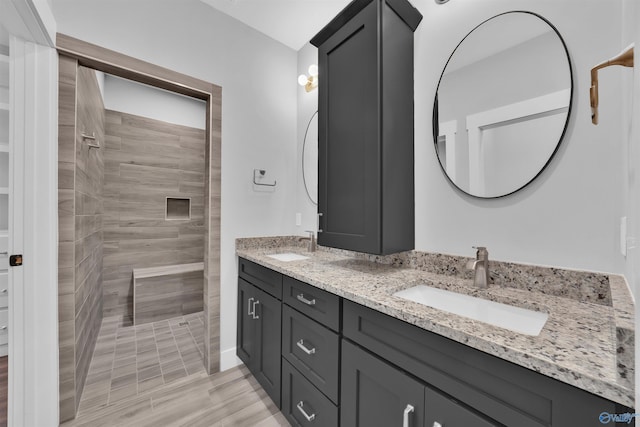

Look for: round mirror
[302,111,318,205]
[433,12,572,198]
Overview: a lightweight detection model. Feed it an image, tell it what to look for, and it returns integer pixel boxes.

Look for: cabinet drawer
[283,276,340,332]
[426,386,499,427]
[238,258,282,300]
[282,358,339,427]
[282,305,340,403]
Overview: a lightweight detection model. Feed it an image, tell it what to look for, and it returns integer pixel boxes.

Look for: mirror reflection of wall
[434,12,572,198]
[302,111,318,205]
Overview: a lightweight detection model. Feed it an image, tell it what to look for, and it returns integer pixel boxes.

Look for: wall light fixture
[298,64,319,92]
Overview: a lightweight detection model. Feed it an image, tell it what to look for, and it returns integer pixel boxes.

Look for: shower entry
[56,35,221,423]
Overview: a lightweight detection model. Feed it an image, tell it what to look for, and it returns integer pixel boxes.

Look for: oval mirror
[433,12,572,198]
[303,111,318,205]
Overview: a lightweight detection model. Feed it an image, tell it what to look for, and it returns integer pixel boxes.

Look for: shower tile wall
[74,66,106,411]
[57,60,105,422]
[102,110,206,323]
[58,55,76,422]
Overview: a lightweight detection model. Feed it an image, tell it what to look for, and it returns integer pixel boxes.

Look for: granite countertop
[236,237,635,408]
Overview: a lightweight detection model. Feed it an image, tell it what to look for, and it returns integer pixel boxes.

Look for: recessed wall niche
[166,197,191,220]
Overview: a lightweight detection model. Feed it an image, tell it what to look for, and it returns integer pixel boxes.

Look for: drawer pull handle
[297,293,316,306]
[296,401,316,422]
[403,404,414,427]
[296,339,316,355]
[252,300,260,319]
[248,297,255,317]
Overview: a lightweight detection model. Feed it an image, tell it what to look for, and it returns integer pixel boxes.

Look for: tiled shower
[57,63,207,422]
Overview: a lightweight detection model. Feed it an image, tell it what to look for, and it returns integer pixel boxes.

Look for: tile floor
[67,312,290,426]
[77,312,207,414]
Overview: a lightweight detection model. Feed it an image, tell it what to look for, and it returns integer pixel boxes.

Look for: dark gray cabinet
[279,274,342,426]
[343,299,633,427]
[237,262,283,408]
[237,258,634,427]
[237,278,256,366]
[424,387,499,427]
[342,339,425,427]
[282,359,340,427]
[342,339,500,427]
[282,305,340,403]
[310,0,422,255]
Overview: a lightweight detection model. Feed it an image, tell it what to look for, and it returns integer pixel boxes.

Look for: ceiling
[198,0,351,51]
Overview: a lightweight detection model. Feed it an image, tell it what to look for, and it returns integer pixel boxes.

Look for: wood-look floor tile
[108,381,138,404]
[162,367,188,384]
[138,365,162,382]
[72,314,286,426]
[110,371,137,391]
[219,398,281,427]
[137,375,164,394]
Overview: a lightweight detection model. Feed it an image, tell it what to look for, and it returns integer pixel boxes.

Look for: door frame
[55,32,222,412]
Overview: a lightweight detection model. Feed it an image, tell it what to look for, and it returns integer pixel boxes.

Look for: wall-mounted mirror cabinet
[433,11,572,198]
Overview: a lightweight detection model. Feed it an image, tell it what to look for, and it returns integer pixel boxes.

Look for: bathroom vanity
[237,237,634,427]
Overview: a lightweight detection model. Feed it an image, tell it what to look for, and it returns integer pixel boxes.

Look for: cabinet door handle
[403,404,414,427]
[248,297,255,316]
[252,300,260,319]
[0,326,6,331]
[0,289,6,294]
[297,293,316,306]
[296,339,316,355]
[296,401,316,422]
[317,213,323,233]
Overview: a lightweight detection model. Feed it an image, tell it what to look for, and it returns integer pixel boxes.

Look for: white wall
[103,74,207,130]
[417,0,625,273]
[53,0,299,368]
[621,0,640,408]
[297,0,626,274]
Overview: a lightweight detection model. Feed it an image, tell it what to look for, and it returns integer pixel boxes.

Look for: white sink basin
[266,253,310,262]
[393,285,548,336]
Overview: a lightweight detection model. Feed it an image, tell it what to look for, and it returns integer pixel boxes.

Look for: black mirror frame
[432,11,574,199]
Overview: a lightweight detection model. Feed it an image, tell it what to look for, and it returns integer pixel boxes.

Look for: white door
[0,46,9,358]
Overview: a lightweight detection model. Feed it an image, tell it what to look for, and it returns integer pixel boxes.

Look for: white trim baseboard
[220,347,242,371]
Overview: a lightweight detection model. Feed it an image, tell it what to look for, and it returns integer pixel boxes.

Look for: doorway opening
[56,34,221,422]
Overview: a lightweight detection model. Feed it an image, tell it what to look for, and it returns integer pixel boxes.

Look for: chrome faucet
[299,230,317,252]
[468,246,490,288]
